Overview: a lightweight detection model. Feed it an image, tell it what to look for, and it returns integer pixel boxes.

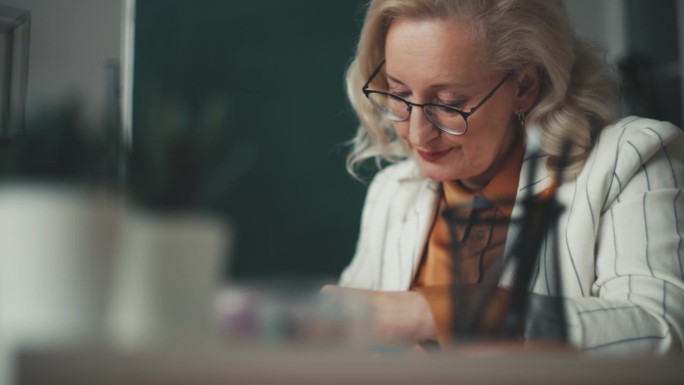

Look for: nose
[408,106,439,146]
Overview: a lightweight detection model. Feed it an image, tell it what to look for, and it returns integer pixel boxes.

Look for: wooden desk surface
[17,346,684,385]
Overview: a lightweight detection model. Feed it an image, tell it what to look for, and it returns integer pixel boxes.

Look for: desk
[17,346,684,385]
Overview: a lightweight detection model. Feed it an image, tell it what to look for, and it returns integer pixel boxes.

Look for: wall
[624,0,682,126]
[564,0,628,65]
[564,0,684,127]
[1,0,125,126]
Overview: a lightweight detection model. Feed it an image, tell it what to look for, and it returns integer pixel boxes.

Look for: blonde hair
[345,0,616,178]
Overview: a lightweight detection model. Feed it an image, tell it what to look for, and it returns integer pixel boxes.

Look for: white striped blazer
[340,116,684,355]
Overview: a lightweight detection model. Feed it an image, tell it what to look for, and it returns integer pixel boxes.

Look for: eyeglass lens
[367,93,467,134]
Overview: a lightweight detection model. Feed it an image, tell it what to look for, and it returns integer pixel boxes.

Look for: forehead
[384,18,488,87]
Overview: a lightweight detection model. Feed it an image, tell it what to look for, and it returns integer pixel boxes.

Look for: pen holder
[441,197,517,342]
[442,195,566,345]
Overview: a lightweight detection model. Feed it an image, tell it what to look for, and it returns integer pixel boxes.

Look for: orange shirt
[411,135,525,344]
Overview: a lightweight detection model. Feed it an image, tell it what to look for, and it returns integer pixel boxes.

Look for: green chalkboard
[133,1,370,280]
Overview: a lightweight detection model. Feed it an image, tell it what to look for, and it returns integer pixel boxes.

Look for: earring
[517,108,526,127]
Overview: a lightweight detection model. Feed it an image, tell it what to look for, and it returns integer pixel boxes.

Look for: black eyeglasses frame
[362,60,512,136]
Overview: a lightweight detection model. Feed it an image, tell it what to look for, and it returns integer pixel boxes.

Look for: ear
[515,65,542,113]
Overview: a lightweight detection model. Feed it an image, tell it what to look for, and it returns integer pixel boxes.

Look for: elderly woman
[326,0,684,354]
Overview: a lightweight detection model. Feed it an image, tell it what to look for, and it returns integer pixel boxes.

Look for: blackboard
[133,1,369,280]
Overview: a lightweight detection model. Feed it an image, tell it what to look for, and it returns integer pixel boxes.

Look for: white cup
[0,184,120,384]
[106,208,229,349]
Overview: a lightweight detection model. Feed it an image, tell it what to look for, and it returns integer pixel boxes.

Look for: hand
[321,285,436,346]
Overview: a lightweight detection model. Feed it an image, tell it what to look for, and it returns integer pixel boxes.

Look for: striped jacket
[340,116,684,354]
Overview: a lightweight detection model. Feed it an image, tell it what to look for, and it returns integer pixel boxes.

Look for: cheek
[393,123,410,143]
[460,131,501,165]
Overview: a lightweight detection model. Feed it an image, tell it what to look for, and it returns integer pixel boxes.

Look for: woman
[326,0,684,354]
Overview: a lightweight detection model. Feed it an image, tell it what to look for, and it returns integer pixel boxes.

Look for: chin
[412,147,472,182]
[418,163,462,182]
[418,157,487,182]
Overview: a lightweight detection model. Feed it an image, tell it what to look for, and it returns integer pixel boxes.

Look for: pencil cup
[106,208,230,349]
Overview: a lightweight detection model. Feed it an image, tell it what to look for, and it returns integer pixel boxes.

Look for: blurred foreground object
[107,209,229,349]
[0,184,120,385]
[432,135,570,346]
[16,347,684,385]
[0,101,235,382]
[214,283,371,348]
[128,93,254,214]
[0,103,113,186]
[0,102,119,385]
[0,183,233,383]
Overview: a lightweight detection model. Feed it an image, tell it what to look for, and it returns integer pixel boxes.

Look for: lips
[416,148,452,162]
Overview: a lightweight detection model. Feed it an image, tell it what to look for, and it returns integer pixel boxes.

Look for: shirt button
[476,230,485,240]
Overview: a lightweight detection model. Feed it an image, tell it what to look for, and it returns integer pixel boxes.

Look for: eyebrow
[386,73,471,92]
[386,75,405,85]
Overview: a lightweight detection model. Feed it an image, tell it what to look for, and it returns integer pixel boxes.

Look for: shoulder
[596,116,681,156]
[574,116,683,212]
[587,116,682,177]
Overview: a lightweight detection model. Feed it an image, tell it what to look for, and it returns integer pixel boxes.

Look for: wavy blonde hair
[345,0,616,178]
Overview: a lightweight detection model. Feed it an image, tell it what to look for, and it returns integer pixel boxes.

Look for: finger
[320,284,340,293]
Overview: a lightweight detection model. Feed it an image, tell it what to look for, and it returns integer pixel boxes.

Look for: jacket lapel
[393,178,440,290]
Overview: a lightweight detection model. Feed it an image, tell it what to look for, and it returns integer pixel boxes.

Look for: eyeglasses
[362,60,511,135]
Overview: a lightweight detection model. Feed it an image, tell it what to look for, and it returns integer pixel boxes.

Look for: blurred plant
[127,93,256,213]
[0,102,112,185]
